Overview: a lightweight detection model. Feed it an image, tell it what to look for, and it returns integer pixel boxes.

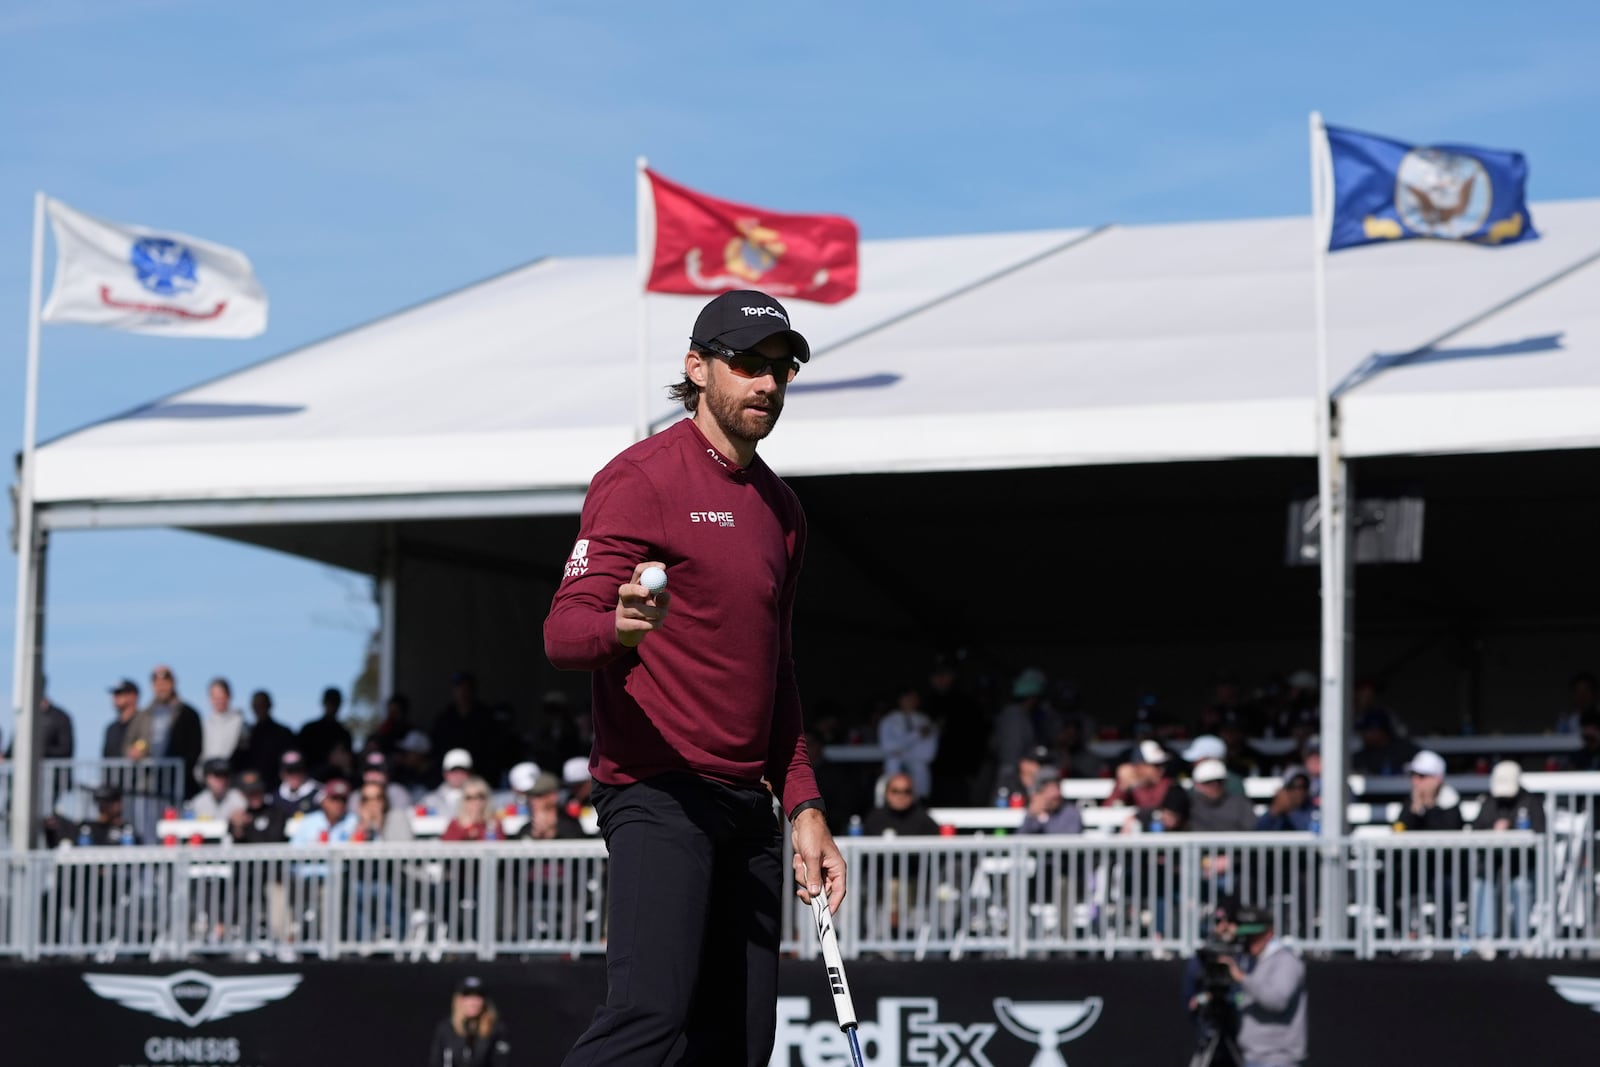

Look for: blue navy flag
[1324,124,1537,252]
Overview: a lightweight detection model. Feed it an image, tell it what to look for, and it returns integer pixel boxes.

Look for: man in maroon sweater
[546,289,845,1067]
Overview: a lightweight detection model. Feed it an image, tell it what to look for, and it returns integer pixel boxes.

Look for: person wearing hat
[276,750,323,815]
[1223,906,1308,1066]
[1255,766,1316,833]
[429,976,510,1067]
[1000,742,1060,801]
[43,783,138,848]
[1189,759,1257,833]
[1183,895,1243,1058]
[1110,739,1185,813]
[1349,707,1418,777]
[515,770,585,841]
[1018,764,1083,836]
[1397,749,1463,831]
[1470,760,1545,944]
[191,758,247,821]
[993,668,1064,799]
[422,748,475,820]
[1183,734,1246,798]
[545,290,842,1067]
[361,749,414,814]
[228,771,291,844]
[288,778,357,844]
[102,679,142,760]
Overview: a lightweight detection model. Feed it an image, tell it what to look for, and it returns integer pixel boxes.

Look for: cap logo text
[741,306,788,324]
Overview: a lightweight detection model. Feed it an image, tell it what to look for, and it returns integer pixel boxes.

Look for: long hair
[454,776,491,828]
[667,344,712,412]
[451,993,498,1039]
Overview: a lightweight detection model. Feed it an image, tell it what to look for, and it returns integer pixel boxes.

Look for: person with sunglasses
[546,289,844,1067]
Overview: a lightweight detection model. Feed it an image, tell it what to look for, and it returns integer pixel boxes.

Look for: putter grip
[810,895,858,1030]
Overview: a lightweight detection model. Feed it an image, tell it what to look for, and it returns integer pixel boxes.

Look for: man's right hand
[615,561,671,648]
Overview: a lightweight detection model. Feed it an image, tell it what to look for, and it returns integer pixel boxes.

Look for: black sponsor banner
[6,957,1598,1066]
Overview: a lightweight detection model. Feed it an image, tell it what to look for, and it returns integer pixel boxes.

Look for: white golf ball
[640,566,668,594]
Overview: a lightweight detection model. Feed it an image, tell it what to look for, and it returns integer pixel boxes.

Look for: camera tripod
[1188,1025,1244,1067]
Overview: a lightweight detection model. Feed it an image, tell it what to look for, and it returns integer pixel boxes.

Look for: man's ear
[685,349,711,388]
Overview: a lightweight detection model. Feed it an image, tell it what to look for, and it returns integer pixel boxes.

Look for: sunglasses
[886,786,914,795]
[696,339,800,383]
[464,793,489,801]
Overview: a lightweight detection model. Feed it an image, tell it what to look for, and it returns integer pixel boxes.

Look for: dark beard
[706,380,782,446]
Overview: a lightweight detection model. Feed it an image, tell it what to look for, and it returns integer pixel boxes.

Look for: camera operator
[1183,898,1242,1066]
[1223,907,1307,1067]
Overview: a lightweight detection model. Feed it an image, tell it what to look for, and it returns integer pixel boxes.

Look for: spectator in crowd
[1190,759,1258,832]
[1109,740,1184,811]
[200,677,248,780]
[228,772,290,843]
[1256,766,1316,832]
[44,783,135,847]
[392,730,434,793]
[353,780,414,842]
[1397,750,1463,831]
[431,671,507,788]
[237,689,296,790]
[1183,735,1245,796]
[297,687,352,776]
[516,770,585,840]
[1197,671,1245,736]
[1055,714,1102,780]
[361,750,414,813]
[878,685,939,800]
[429,976,511,1067]
[562,756,593,808]
[1184,897,1242,1054]
[289,778,357,844]
[998,743,1056,802]
[1349,707,1416,777]
[126,665,203,799]
[1218,709,1262,779]
[862,771,943,836]
[1018,765,1084,835]
[1133,783,1191,834]
[927,654,990,807]
[442,776,505,841]
[365,693,413,757]
[1556,671,1598,735]
[103,679,141,759]
[993,668,1062,795]
[1298,736,1324,804]
[424,748,476,820]
[1224,906,1308,1067]
[1471,760,1545,945]
[10,681,75,760]
[1571,710,1600,772]
[277,750,323,815]
[191,758,247,821]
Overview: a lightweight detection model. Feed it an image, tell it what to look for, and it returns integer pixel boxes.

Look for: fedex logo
[772,997,995,1067]
[690,511,736,527]
[742,306,788,323]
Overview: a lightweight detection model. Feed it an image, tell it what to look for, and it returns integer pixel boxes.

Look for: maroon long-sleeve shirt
[543,418,820,818]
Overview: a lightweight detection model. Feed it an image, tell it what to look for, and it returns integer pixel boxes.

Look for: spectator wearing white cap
[421,748,474,820]
[1108,739,1183,811]
[1470,760,1545,945]
[1397,750,1463,831]
[1188,759,1257,833]
[1182,735,1246,797]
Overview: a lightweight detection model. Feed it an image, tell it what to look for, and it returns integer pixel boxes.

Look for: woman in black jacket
[430,977,511,1067]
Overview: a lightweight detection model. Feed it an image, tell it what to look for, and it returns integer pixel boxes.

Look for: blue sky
[3,0,1598,750]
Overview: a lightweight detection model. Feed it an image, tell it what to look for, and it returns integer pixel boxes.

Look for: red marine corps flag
[643,168,858,304]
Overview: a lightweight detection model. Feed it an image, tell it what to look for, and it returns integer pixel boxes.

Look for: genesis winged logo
[1550,975,1600,1014]
[83,970,302,1028]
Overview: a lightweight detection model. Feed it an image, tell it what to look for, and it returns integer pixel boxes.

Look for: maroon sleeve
[767,500,821,818]
[544,460,664,671]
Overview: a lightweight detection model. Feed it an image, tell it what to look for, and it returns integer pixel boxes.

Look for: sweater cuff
[787,798,827,823]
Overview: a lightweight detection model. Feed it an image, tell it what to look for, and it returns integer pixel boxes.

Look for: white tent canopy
[33,198,1600,520]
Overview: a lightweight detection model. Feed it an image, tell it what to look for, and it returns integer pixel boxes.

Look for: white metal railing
[0,758,187,846]
[3,821,1592,962]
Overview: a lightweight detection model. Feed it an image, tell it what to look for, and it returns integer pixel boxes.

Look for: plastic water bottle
[119,824,135,847]
[76,824,92,847]
[1148,813,1165,833]
[847,814,864,837]
[1309,806,1322,837]
[1515,808,1532,831]
[994,787,1011,809]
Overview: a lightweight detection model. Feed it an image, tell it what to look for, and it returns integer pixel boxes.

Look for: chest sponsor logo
[564,539,590,579]
[690,511,736,528]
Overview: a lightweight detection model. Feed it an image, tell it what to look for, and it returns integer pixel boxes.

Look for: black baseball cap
[691,290,810,364]
[1234,905,1272,935]
[457,975,486,995]
[109,678,139,695]
[202,758,232,778]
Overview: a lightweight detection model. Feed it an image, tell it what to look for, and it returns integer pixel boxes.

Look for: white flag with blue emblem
[40,197,267,338]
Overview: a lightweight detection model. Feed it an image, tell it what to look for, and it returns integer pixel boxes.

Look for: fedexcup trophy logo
[993,997,1103,1067]
[130,237,200,296]
[1549,975,1600,1014]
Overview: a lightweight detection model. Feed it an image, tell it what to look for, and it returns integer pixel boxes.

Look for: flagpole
[10,191,46,856]
[1310,112,1350,857]
[635,156,653,442]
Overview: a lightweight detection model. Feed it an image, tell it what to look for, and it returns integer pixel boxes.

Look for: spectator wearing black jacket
[429,977,511,1067]
[126,665,203,799]
[863,772,943,837]
[430,672,509,788]
[296,687,352,776]
[1471,761,1545,945]
[103,679,141,759]
[238,690,296,789]
[228,773,290,843]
